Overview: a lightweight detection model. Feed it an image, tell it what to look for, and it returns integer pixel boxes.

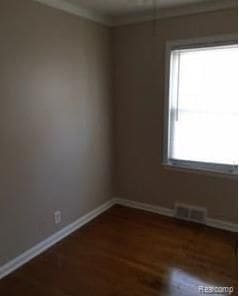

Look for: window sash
[167,159,238,175]
[163,35,238,176]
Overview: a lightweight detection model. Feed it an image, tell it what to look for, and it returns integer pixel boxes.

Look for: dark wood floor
[0,205,237,295]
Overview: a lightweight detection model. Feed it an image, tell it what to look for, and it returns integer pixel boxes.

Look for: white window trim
[163,34,238,177]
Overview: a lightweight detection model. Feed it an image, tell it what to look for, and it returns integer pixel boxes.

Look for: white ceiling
[35,0,236,26]
[66,0,214,16]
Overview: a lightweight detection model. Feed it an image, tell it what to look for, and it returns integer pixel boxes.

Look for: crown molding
[33,0,114,26]
[33,0,236,27]
[112,0,237,26]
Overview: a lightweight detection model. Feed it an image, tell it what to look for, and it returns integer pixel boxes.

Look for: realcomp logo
[198,286,234,295]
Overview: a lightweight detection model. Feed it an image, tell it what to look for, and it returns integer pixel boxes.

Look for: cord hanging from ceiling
[153,0,158,34]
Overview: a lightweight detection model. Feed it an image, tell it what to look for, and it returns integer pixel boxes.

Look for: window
[164,37,238,175]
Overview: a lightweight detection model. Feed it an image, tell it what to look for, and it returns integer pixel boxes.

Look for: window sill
[163,160,238,179]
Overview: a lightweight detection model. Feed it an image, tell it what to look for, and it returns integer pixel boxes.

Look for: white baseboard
[207,217,238,232]
[0,199,114,280]
[0,197,237,280]
[113,197,174,218]
[114,197,238,233]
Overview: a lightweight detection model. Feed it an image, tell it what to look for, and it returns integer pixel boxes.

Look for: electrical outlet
[54,211,62,225]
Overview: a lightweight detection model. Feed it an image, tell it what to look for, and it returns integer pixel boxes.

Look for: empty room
[0,0,238,295]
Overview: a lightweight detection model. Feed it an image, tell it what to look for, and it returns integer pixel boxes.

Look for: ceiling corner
[33,0,114,26]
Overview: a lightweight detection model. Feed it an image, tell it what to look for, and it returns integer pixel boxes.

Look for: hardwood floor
[0,205,237,295]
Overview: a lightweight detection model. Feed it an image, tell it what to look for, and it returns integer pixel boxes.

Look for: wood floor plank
[0,205,237,295]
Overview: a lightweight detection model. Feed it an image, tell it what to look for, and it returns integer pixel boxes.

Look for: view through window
[166,43,238,173]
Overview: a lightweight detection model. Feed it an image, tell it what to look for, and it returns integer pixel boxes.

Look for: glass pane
[169,45,239,165]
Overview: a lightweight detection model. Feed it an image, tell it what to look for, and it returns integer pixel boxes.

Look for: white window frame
[163,34,238,176]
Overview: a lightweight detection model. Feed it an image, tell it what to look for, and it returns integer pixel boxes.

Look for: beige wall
[0,0,112,266]
[113,8,238,223]
[0,0,237,268]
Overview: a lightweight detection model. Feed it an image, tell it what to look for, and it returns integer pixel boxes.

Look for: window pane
[169,45,239,165]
